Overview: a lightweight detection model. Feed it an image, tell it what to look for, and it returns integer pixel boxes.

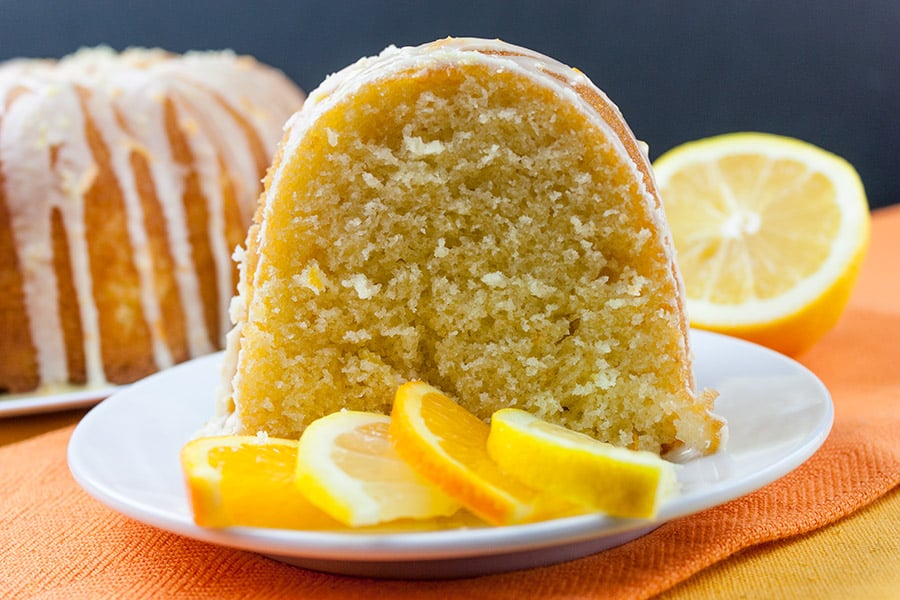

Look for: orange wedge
[390,381,573,525]
[180,435,341,529]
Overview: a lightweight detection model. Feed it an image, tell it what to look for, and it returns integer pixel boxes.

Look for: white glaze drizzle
[1,79,71,383]
[80,77,174,373]
[170,86,233,344]
[0,48,304,391]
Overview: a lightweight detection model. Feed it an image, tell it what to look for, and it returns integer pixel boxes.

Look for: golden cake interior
[231,62,718,455]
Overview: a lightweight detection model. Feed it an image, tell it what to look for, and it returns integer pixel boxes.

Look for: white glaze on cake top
[0,47,303,390]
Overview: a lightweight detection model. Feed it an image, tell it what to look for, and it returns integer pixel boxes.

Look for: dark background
[2,0,897,209]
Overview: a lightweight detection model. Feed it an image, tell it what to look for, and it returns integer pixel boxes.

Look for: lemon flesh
[654,132,869,356]
[487,408,678,519]
[295,410,459,527]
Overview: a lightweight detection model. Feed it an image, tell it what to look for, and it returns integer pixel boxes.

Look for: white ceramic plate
[68,330,832,579]
[0,385,119,418]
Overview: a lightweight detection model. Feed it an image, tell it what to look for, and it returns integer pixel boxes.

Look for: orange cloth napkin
[2,206,899,599]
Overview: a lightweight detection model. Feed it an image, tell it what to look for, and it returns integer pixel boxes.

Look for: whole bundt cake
[0,47,304,393]
[213,38,724,456]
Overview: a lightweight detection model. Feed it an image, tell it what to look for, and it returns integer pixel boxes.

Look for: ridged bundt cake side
[0,47,304,393]
[214,38,724,456]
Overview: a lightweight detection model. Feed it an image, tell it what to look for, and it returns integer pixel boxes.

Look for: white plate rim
[0,385,120,418]
[67,330,833,569]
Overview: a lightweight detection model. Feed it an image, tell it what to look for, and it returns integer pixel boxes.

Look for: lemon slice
[295,410,460,527]
[487,409,678,519]
[180,435,341,529]
[390,381,575,525]
[653,132,869,356]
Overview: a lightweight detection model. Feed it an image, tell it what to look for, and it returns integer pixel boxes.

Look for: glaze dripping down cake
[0,47,304,393]
[214,38,724,456]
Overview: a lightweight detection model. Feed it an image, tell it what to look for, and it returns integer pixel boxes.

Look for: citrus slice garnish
[487,408,677,519]
[180,435,341,529]
[390,381,573,525]
[653,132,869,355]
[295,410,460,527]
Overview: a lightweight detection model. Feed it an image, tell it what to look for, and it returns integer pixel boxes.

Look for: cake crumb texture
[225,39,723,456]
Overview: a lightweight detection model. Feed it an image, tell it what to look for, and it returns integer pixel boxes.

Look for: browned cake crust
[0,48,304,393]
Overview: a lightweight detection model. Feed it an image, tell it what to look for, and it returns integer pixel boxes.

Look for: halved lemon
[295,410,460,527]
[653,132,869,356]
[180,435,341,529]
[487,408,678,519]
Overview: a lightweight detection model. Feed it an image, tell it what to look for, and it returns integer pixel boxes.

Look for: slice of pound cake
[213,37,725,457]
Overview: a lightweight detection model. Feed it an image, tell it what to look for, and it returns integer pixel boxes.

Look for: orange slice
[653,132,869,355]
[180,435,340,529]
[295,410,460,527]
[390,381,573,525]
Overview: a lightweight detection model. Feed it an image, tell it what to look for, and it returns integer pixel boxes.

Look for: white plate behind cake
[67,330,833,579]
[0,385,120,418]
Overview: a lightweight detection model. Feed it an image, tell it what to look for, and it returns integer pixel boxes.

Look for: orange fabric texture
[1,206,899,599]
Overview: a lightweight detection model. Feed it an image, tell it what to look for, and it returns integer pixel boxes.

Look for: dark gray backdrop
[1,0,897,209]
